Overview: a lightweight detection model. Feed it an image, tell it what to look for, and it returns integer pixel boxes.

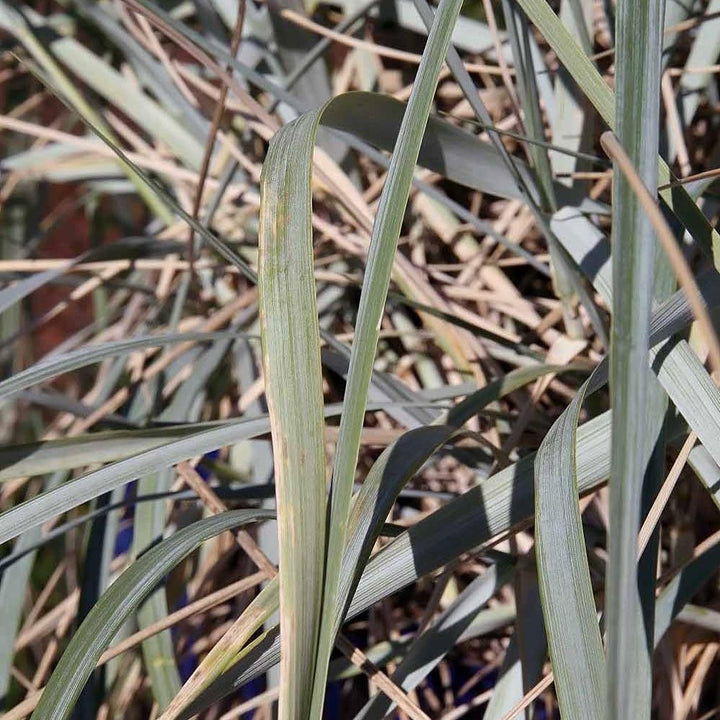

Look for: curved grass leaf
[29,510,273,720]
[163,423,459,719]
[534,376,605,720]
[165,363,581,718]
[184,419,704,714]
[0,418,273,547]
[321,93,603,211]
[258,110,329,720]
[0,422,229,481]
[314,1,464,711]
[259,1,464,715]
[0,331,249,402]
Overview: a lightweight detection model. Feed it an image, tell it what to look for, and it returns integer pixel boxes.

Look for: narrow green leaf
[258,1,465,715]
[515,0,720,269]
[551,0,593,185]
[535,375,606,720]
[134,340,230,709]
[313,3,463,714]
[183,414,701,712]
[0,417,273,546]
[501,0,586,339]
[606,4,665,718]
[258,110,329,720]
[165,363,582,718]
[29,510,272,720]
[0,472,64,707]
[0,422,229,482]
[0,332,249,403]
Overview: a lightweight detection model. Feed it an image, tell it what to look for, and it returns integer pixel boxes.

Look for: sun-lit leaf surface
[3,1,720,717]
[606,3,665,717]
[164,364,570,718]
[534,376,605,720]
[258,108,330,720]
[30,510,273,720]
[257,2,466,715]
[180,414,702,715]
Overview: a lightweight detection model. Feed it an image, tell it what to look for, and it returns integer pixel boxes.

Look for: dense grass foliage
[1,0,720,718]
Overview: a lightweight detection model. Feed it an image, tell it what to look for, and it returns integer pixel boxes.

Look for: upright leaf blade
[259,107,328,719]
[258,2,464,715]
[607,4,665,718]
[313,1,463,713]
[535,378,606,720]
[515,0,720,269]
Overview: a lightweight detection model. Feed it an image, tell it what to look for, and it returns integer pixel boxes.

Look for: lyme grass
[1,1,719,718]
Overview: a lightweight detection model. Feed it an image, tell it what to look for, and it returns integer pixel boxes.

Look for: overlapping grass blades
[29,510,272,720]
[258,0,462,715]
[162,364,575,717]
[534,374,606,720]
[2,1,720,717]
[515,0,720,268]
